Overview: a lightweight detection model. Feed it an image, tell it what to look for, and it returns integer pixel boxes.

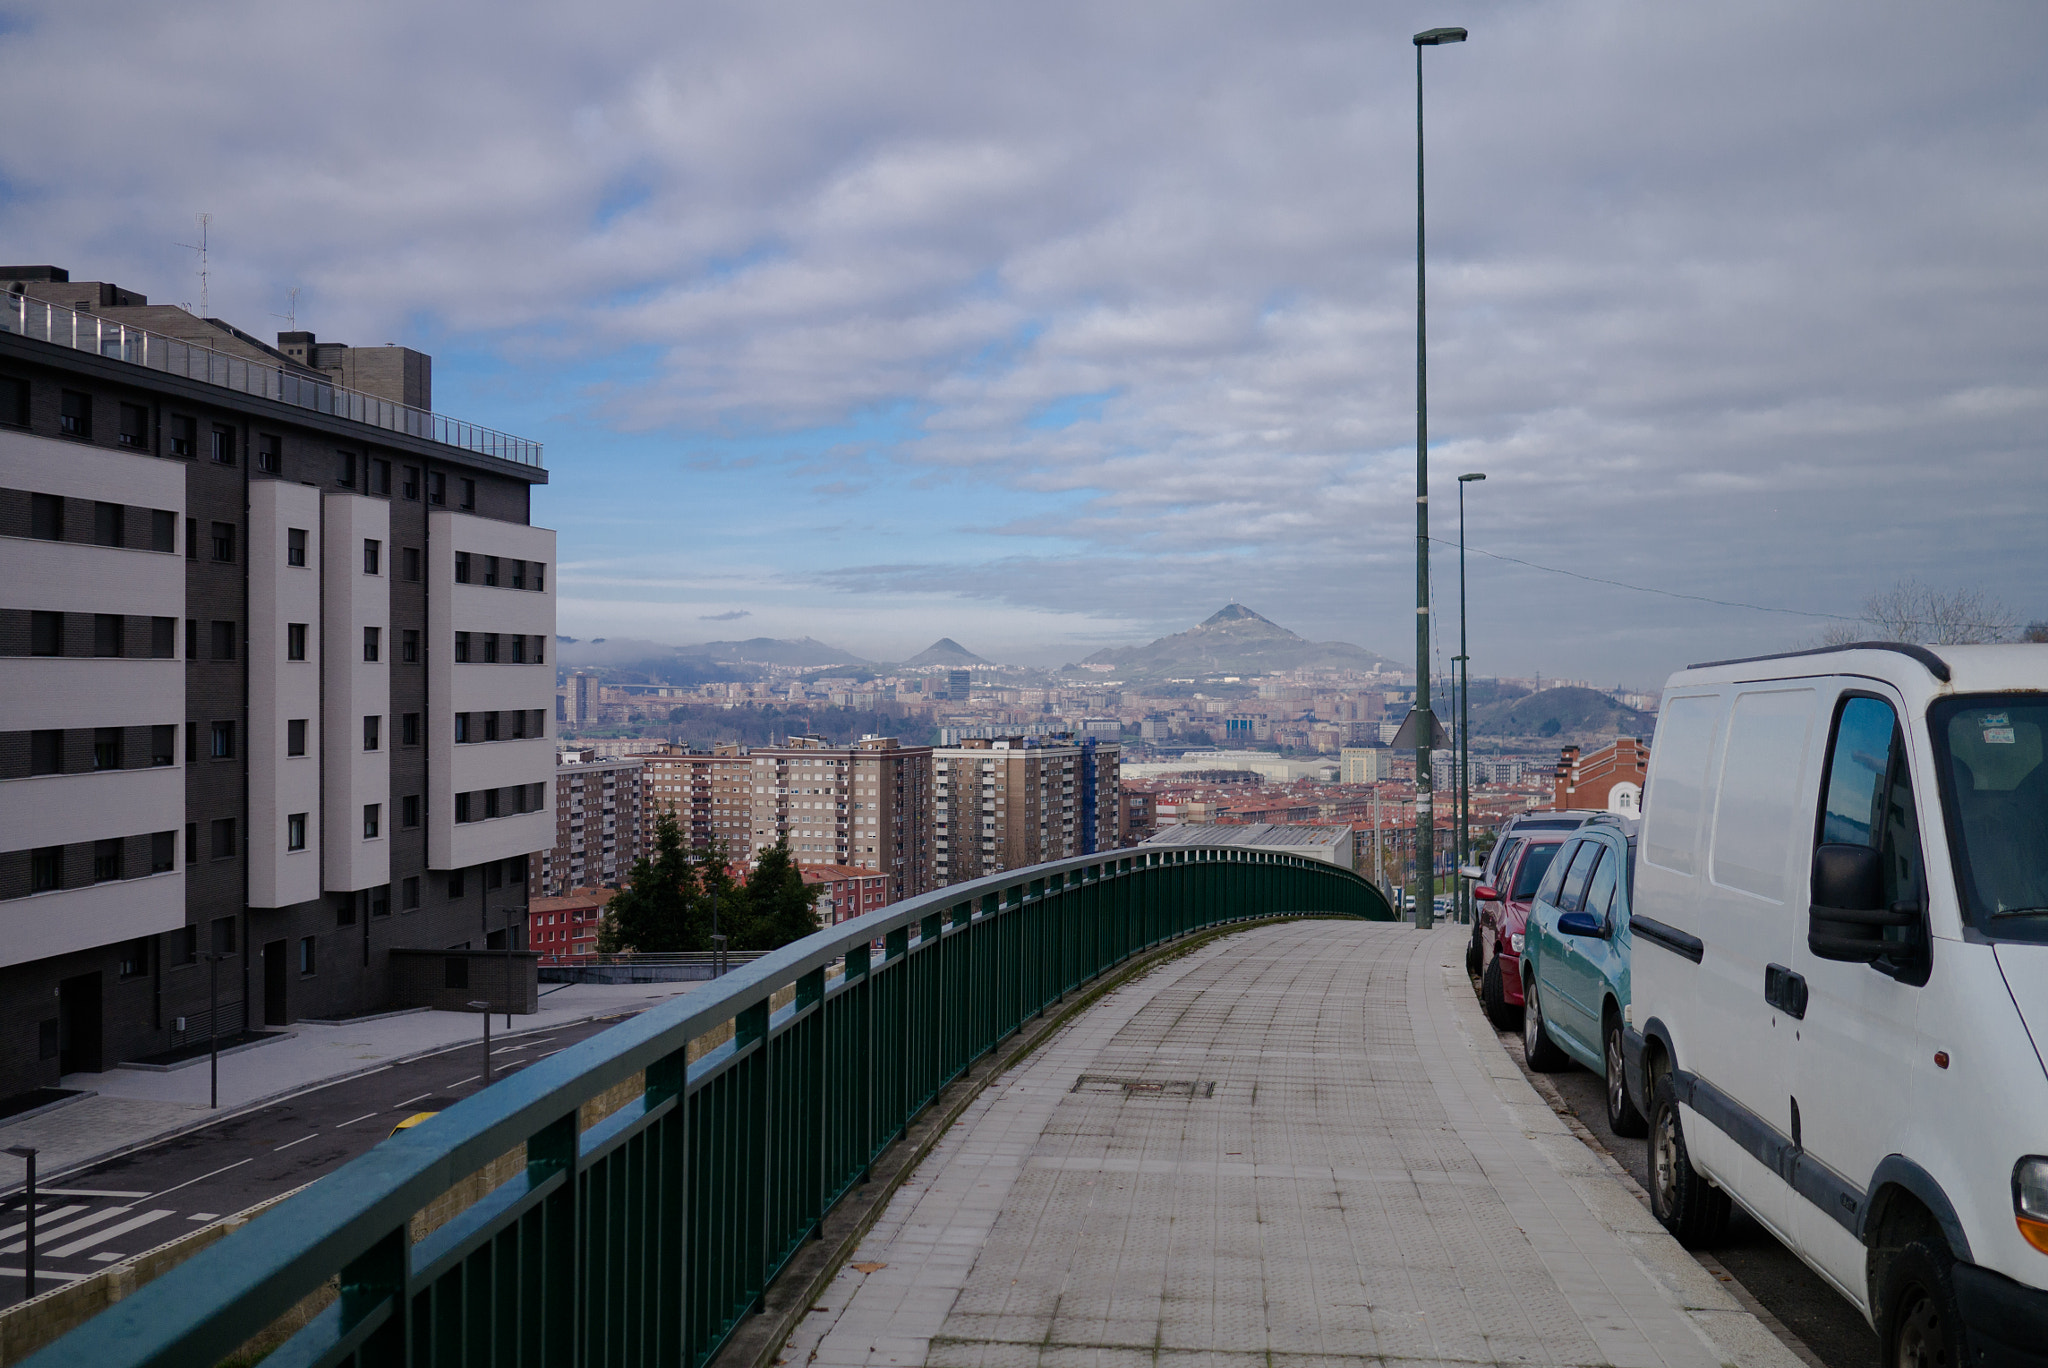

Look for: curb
[114,1031,299,1074]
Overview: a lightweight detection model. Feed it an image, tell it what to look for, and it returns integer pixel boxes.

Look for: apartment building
[535,750,644,895]
[932,736,1121,886]
[802,864,889,925]
[0,265,553,1100]
[641,743,752,855]
[737,736,933,902]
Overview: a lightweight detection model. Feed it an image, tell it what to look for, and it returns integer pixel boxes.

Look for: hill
[1470,687,1654,741]
[1079,605,1401,680]
[902,637,990,668]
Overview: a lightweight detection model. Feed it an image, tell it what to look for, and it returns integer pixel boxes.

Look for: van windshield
[1511,843,1562,901]
[1930,694,2048,943]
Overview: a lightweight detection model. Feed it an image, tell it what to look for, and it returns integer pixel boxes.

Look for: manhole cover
[1072,1075,1216,1098]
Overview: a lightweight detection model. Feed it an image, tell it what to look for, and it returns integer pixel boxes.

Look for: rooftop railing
[1,291,543,468]
[29,846,1389,1368]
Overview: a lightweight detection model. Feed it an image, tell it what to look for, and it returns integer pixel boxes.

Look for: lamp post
[1409,24,1467,930]
[1457,471,1485,924]
[200,950,232,1109]
[5,1145,37,1300]
[469,1000,493,1084]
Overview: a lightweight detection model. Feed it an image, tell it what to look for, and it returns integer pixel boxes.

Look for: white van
[1625,643,2048,1366]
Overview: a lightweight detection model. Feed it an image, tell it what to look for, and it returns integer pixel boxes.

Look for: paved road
[0,1012,630,1309]
[1482,1017,1880,1368]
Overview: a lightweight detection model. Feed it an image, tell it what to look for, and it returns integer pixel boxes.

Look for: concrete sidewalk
[784,921,1802,1368]
[0,978,707,1191]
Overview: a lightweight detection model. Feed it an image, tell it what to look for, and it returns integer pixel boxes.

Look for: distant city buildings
[931,736,1120,886]
[1552,738,1648,814]
[536,751,645,896]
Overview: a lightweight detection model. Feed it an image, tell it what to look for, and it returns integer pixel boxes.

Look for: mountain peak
[1200,603,1279,629]
[904,637,991,667]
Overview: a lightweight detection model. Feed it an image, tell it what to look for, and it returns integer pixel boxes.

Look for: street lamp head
[1414,27,1468,46]
[1458,472,1486,483]
[467,1000,490,1012]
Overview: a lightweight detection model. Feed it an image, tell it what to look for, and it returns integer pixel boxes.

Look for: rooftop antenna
[174,212,213,314]
[270,286,300,331]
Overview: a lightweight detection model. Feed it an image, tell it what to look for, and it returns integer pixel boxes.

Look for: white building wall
[321,493,391,892]
[247,481,324,908]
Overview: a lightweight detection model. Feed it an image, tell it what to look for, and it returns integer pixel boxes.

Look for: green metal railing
[31,847,1389,1368]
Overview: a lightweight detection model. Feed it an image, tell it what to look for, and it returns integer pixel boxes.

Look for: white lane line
[536,1049,563,1058]
[450,1075,480,1087]
[185,1212,218,1221]
[272,1134,319,1152]
[0,1206,128,1254]
[89,1252,122,1262]
[333,1112,380,1128]
[0,1265,87,1283]
[37,1189,149,1199]
[145,1157,253,1203]
[47,1210,173,1258]
[394,1092,435,1108]
[0,1205,85,1241]
[490,1045,528,1055]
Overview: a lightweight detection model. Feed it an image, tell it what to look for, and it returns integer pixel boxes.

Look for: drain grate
[1072,1074,1216,1098]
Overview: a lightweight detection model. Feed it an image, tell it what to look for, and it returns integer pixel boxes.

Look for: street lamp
[1408,24,1467,930]
[468,1000,493,1084]
[1457,471,1486,924]
[4,1146,37,1300]
[200,950,232,1109]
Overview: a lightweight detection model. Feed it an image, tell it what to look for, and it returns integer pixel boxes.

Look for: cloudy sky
[4,1,2043,685]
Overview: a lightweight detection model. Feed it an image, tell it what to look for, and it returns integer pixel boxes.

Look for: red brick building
[530,886,616,962]
[802,863,892,925]
[1552,738,1648,815]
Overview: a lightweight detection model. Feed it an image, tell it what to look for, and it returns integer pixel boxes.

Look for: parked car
[1625,643,2048,1365]
[1474,833,1574,1030]
[1466,811,1605,979]
[1518,814,1646,1137]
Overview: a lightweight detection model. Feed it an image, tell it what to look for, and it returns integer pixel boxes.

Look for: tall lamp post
[1457,472,1486,924]
[1408,24,1467,930]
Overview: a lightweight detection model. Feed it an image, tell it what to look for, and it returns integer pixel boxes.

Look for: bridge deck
[783,923,1800,1368]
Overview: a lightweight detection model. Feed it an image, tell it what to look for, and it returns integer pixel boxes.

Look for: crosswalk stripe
[0,1206,128,1254]
[0,1205,85,1242]
[47,1210,174,1259]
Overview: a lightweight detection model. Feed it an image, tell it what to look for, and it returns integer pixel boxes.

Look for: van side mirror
[1808,843,1919,962]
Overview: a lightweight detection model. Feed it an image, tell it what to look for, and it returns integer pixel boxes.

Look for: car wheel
[1605,1019,1647,1138]
[1481,955,1521,1032]
[1465,921,1483,980]
[1647,1072,1731,1247]
[1879,1238,1965,1368]
[1523,981,1571,1072]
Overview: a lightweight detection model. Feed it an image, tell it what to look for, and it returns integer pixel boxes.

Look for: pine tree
[738,838,823,950]
[599,810,705,953]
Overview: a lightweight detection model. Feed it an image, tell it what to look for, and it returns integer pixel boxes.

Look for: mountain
[1470,687,1654,742]
[1079,605,1402,679]
[901,637,990,668]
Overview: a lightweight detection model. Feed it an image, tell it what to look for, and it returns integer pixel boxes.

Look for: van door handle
[1765,963,1808,1019]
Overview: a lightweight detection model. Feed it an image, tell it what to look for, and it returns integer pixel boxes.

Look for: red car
[1474,835,1570,1031]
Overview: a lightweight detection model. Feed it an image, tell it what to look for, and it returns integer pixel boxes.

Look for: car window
[1488,838,1522,888]
[1527,841,1573,903]
[1583,844,1620,925]
[1559,844,1602,912]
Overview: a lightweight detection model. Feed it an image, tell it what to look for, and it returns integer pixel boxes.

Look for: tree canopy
[598,814,823,955]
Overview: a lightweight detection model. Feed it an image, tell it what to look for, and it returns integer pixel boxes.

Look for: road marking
[450,1075,480,1087]
[146,1157,253,1203]
[89,1252,122,1262]
[273,1134,319,1152]
[185,1212,218,1221]
[490,1045,528,1055]
[537,1049,563,1058]
[1,1206,129,1254]
[0,1205,85,1241]
[395,1092,435,1108]
[36,1189,149,1199]
[333,1112,380,1128]
[0,1265,87,1283]
[48,1210,173,1258]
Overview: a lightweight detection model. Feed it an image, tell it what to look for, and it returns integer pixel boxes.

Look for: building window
[401,794,419,828]
[30,730,60,775]
[402,546,420,581]
[211,915,237,953]
[210,817,237,860]
[448,868,466,899]
[94,727,122,770]
[174,925,197,964]
[287,622,307,660]
[117,937,149,978]
[337,451,357,487]
[361,539,381,576]
[483,788,501,819]
[453,551,471,584]
[532,562,545,592]
[401,629,419,663]
[210,720,236,759]
[211,521,236,562]
[509,560,526,589]
[93,613,123,656]
[30,492,62,540]
[300,935,316,976]
[402,875,420,911]
[455,791,472,822]
[336,894,357,927]
[152,616,176,657]
[258,433,281,473]
[152,510,175,552]
[401,466,419,500]
[363,803,380,839]
[509,635,526,664]
[1,377,28,428]
[454,712,470,743]
[483,711,500,741]
[460,478,475,510]
[482,555,499,587]
[152,724,176,765]
[169,414,196,456]
[288,718,308,756]
[211,426,235,465]
[429,471,446,506]
[212,620,237,660]
[533,636,545,663]
[93,501,123,547]
[59,390,90,439]
[363,626,380,661]
[118,403,149,449]
[363,714,381,751]
[454,631,470,662]
[401,712,419,746]
[151,830,175,873]
[483,633,498,663]
[510,710,527,740]
[370,459,390,496]
[287,527,307,567]
[30,846,62,892]
[287,812,307,851]
[185,517,196,559]
[371,885,389,918]
[30,611,61,656]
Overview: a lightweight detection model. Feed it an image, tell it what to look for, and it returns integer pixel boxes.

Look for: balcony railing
[29,846,1390,1368]
[1,292,543,468]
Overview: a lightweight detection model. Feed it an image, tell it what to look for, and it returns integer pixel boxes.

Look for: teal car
[1519,815,1646,1138]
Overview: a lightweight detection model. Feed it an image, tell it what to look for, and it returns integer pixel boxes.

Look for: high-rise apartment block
[735,736,933,902]
[641,743,753,855]
[932,736,1121,886]
[0,266,553,1098]
[536,751,645,895]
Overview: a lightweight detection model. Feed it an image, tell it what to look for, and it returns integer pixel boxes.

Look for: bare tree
[2026,622,2048,644]
[1820,579,2017,646]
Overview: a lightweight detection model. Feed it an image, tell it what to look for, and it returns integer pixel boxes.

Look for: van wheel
[1523,982,1571,1071]
[1605,1020,1647,1138]
[1879,1239,1964,1368]
[1481,956,1521,1031]
[1648,1073,1730,1246]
